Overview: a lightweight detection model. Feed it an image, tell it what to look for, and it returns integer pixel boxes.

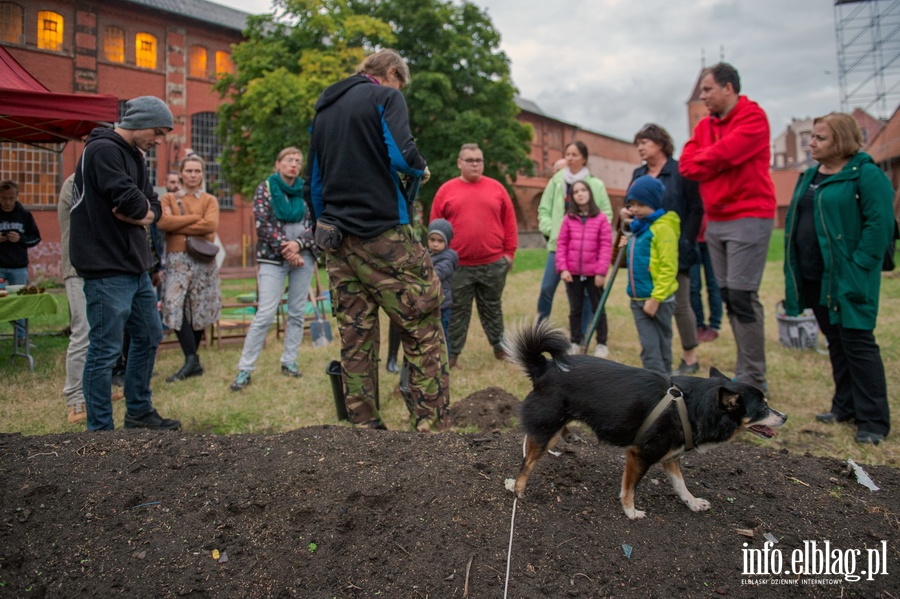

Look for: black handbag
[175,198,218,263]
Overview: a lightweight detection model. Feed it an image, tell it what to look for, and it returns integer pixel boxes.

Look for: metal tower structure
[834,0,900,118]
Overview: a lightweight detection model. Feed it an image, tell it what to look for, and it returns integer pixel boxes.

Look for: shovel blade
[310,318,332,347]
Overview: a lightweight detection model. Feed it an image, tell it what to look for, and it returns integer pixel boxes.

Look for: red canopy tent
[0,44,118,146]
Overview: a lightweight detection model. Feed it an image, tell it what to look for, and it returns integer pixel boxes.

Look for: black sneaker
[855,431,884,445]
[124,409,181,430]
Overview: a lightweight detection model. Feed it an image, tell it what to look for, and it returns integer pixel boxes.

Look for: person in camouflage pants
[305,50,450,430]
[326,225,449,429]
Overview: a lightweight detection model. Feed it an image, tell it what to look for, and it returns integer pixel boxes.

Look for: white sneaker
[570,343,582,355]
[593,344,610,359]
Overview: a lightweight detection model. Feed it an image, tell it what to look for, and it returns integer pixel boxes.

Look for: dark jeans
[802,279,890,436]
[564,277,607,345]
[537,251,593,334]
[83,273,163,430]
[689,241,722,330]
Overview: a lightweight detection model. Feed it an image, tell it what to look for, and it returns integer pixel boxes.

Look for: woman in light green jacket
[537,141,612,355]
[783,112,894,445]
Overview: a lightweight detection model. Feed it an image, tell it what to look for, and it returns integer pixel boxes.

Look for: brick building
[513,98,640,246]
[1,0,253,280]
[2,0,641,279]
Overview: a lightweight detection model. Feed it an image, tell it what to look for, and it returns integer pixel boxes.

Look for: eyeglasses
[461,158,484,164]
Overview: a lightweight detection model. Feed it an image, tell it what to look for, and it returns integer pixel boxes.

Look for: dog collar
[633,385,694,452]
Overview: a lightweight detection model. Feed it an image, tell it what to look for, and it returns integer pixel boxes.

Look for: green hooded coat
[784,152,895,330]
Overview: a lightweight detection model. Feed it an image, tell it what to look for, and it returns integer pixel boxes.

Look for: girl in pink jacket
[556,180,613,354]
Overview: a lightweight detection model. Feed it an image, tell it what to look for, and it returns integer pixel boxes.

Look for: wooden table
[0,293,58,371]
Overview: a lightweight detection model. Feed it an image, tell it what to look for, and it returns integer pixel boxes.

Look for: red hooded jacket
[679,96,776,222]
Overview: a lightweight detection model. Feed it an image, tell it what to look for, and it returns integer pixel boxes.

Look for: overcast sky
[212,0,845,152]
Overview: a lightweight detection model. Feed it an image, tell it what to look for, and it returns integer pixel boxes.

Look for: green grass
[2,245,898,468]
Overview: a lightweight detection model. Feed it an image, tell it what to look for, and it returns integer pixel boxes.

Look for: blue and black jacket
[304,74,426,239]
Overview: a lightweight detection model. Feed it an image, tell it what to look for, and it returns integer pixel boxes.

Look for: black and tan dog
[505,320,787,519]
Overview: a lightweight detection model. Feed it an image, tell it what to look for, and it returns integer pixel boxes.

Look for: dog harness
[633,385,694,451]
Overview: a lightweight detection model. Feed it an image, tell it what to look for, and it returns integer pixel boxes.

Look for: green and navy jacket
[625,211,680,302]
[783,152,895,330]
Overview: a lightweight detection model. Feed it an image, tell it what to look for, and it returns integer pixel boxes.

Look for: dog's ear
[709,367,729,381]
[718,389,742,412]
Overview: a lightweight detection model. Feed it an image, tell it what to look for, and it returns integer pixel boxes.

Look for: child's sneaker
[593,344,609,358]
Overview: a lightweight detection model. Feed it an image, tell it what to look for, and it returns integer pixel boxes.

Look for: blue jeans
[83,273,163,430]
[689,241,722,330]
[0,267,28,339]
[536,252,592,334]
[237,255,315,371]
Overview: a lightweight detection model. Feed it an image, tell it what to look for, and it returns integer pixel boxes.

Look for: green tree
[369,0,533,212]
[216,0,532,207]
[215,0,394,197]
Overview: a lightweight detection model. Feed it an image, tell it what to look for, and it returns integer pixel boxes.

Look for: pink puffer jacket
[555,212,613,276]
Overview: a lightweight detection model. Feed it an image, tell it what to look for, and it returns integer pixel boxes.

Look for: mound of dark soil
[1,394,898,598]
[452,387,520,432]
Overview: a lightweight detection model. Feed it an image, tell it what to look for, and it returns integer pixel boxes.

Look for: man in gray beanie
[70,96,180,431]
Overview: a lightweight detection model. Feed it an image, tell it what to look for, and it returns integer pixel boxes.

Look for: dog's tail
[502,319,572,382]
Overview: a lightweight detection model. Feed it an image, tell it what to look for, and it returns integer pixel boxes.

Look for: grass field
[2,231,898,467]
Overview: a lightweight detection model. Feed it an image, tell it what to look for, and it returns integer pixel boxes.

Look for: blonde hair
[275,146,303,164]
[458,143,481,158]
[179,154,205,173]
[357,49,410,87]
[814,112,863,159]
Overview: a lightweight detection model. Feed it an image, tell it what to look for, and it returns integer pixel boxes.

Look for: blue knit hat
[428,218,454,245]
[626,175,665,210]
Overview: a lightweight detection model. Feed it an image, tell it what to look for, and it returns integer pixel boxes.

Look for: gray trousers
[449,257,509,357]
[705,218,773,388]
[631,297,676,375]
[63,276,89,408]
[674,270,698,351]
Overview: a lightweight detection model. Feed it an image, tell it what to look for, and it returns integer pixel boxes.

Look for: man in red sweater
[430,143,518,367]
[679,63,776,391]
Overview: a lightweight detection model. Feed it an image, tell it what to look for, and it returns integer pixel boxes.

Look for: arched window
[215,51,233,76]
[191,112,232,208]
[189,45,207,78]
[135,32,157,69]
[103,25,125,63]
[37,10,64,51]
[0,2,24,44]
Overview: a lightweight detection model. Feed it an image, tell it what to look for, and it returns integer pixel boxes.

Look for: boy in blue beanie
[622,175,681,374]
[427,218,459,353]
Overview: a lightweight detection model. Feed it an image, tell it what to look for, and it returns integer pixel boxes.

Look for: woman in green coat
[784,112,894,445]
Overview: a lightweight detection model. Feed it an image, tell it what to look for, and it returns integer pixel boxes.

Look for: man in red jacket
[430,143,518,368]
[679,63,776,391]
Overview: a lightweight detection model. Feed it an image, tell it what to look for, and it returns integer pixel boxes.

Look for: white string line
[503,435,527,599]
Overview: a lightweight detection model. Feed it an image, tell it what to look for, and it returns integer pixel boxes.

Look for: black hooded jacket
[70,128,161,278]
[305,74,426,238]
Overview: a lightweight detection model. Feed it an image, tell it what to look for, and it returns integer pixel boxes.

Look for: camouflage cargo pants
[448,257,510,358]
[325,225,450,429]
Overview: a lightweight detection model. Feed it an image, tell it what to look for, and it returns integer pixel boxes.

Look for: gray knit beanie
[118,96,174,131]
[428,218,454,245]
